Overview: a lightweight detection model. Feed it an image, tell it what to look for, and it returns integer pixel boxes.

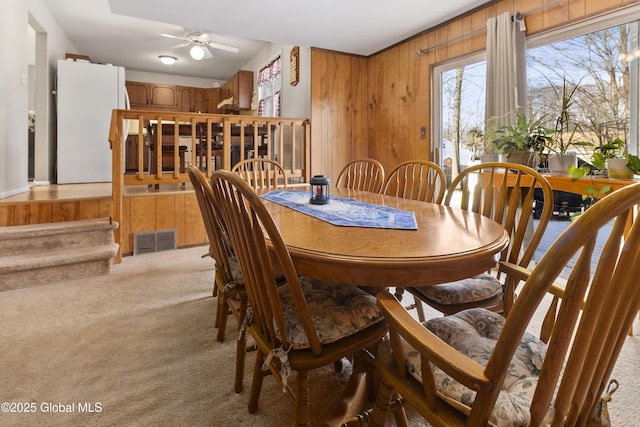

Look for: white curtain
[257,56,282,117]
[485,12,527,128]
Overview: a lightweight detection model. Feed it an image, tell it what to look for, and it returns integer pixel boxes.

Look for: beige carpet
[0,246,638,426]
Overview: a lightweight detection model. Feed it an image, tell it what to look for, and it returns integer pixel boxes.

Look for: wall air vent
[133,229,177,255]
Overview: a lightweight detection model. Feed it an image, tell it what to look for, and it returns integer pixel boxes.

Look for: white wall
[241,42,311,119]
[0,1,30,198]
[0,0,78,198]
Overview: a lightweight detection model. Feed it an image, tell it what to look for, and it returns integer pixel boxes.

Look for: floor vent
[133,229,177,255]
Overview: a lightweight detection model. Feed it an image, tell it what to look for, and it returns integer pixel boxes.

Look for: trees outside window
[528,21,637,156]
[435,13,639,175]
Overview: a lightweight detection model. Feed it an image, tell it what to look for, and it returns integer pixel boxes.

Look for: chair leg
[216,297,229,342]
[295,370,311,426]
[211,278,218,298]
[211,281,222,328]
[234,331,247,393]
[391,395,409,427]
[414,296,426,322]
[248,349,266,414]
[396,287,427,322]
[214,295,222,328]
[234,299,248,393]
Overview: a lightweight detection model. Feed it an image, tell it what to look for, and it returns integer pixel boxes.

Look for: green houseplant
[544,79,591,174]
[489,113,551,168]
[566,138,640,219]
[569,138,640,180]
[593,138,640,179]
[479,121,503,162]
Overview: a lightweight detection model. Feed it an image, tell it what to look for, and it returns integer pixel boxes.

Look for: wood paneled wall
[310,50,369,180]
[0,193,206,256]
[0,199,112,226]
[311,0,637,176]
[119,192,206,255]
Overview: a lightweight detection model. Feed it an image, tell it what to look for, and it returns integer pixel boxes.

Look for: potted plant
[594,138,640,178]
[563,138,640,220]
[545,79,590,174]
[489,113,551,168]
[566,138,640,217]
[479,120,504,162]
[570,138,640,178]
[606,156,636,178]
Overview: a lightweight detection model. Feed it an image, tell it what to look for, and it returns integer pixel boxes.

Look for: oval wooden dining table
[259,187,510,425]
[261,187,509,289]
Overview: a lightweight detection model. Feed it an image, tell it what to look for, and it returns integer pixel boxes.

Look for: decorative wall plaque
[290,46,300,86]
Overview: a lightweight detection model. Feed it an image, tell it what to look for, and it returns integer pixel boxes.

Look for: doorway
[27,24,36,181]
[28,14,49,185]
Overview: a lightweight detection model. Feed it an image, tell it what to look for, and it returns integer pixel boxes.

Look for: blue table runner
[261,190,417,230]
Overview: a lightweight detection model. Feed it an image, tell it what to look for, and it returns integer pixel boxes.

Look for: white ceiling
[44,0,492,82]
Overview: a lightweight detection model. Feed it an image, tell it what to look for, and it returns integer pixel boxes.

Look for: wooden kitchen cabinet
[126,81,178,110]
[126,82,150,108]
[150,84,178,110]
[178,86,206,113]
[126,81,223,113]
[205,88,220,114]
[192,88,205,113]
[220,70,254,111]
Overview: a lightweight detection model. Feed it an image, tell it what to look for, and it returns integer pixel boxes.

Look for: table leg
[324,347,378,426]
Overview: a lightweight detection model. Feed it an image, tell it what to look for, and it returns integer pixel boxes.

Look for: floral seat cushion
[413,272,502,305]
[278,277,384,349]
[404,308,547,426]
[226,255,285,289]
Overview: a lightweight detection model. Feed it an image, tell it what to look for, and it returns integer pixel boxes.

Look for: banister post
[109,109,124,263]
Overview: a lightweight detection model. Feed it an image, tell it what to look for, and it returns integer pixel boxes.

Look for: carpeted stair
[0,218,119,291]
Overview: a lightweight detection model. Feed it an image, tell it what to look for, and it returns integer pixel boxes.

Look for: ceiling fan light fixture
[190,45,205,60]
[159,55,177,65]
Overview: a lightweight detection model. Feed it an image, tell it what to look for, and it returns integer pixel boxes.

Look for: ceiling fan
[160,31,239,60]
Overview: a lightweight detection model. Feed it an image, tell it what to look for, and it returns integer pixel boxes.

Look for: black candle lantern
[309,175,330,205]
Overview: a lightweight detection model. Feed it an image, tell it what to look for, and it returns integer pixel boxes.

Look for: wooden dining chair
[407,162,554,319]
[231,158,288,191]
[370,181,640,427]
[336,158,386,193]
[195,122,223,172]
[381,160,446,203]
[186,165,249,393]
[209,169,388,426]
[381,160,446,311]
[147,122,187,173]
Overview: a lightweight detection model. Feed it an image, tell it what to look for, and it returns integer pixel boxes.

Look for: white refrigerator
[56,59,127,184]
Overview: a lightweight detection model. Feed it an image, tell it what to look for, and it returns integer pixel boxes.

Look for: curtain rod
[416,0,563,55]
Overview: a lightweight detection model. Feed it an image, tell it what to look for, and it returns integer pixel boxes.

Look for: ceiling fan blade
[203,46,214,59]
[160,33,188,42]
[168,42,190,49]
[205,41,239,54]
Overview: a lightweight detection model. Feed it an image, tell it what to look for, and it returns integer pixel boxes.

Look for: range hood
[217,96,234,109]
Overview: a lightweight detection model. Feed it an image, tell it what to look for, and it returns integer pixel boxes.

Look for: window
[527,17,639,157]
[257,56,282,117]
[434,54,486,171]
[434,7,640,170]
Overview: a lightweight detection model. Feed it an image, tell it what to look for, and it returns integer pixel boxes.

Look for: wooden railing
[108,109,311,261]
